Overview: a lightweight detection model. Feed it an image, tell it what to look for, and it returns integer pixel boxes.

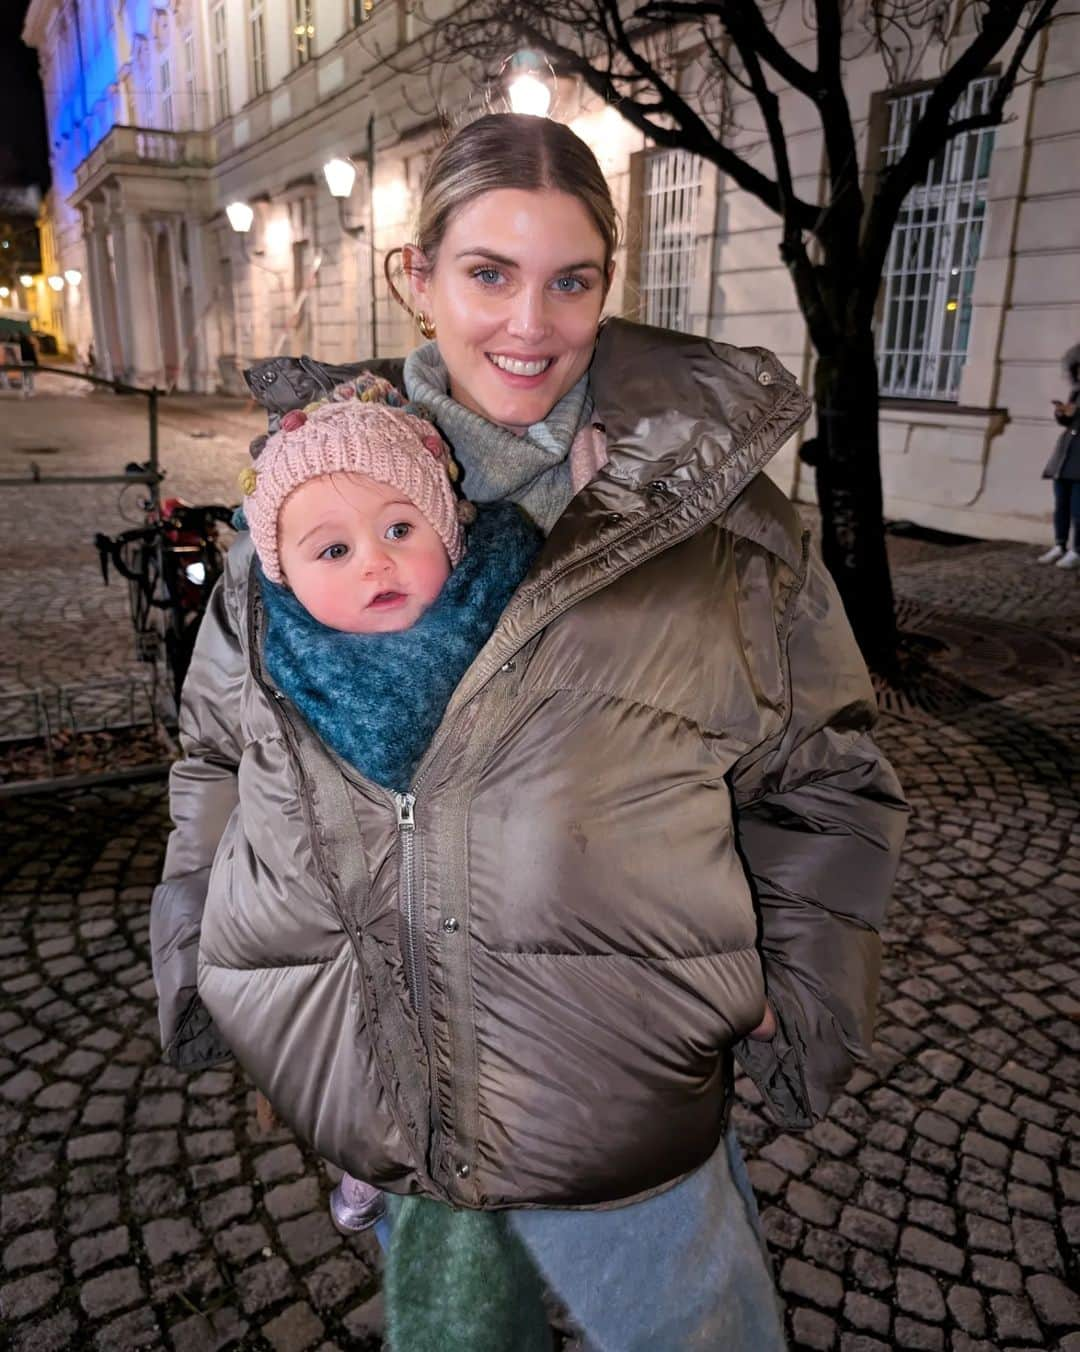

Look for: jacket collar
[441,320,810,712]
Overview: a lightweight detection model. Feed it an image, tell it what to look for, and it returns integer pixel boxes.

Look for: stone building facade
[21,0,1080,542]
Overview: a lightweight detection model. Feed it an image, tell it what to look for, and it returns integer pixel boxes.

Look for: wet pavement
[1,383,1078,1350]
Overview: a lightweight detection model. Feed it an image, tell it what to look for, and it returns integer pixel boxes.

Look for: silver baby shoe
[329,1173,387,1235]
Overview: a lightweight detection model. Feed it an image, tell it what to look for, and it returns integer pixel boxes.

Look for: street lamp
[226,201,255,234]
[18,273,33,287]
[322,118,377,355]
[64,269,82,286]
[47,275,65,291]
[503,50,555,117]
[0,287,9,299]
[323,158,357,201]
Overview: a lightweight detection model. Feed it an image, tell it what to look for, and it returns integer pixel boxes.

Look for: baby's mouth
[368,590,406,608]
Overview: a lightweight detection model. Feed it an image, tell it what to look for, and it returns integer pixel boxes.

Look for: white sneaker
[1056,548,1080,570]
[1037,545,1064,563]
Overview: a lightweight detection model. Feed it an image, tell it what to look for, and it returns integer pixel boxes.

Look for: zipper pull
[394,792,416,830]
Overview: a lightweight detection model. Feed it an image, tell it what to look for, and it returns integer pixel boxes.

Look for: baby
[165,373,540,1235]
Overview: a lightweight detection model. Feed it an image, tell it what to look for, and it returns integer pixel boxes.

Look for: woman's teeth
[489,355,553,376]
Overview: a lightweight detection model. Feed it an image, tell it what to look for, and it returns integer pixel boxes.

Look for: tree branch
[634,0,820,97]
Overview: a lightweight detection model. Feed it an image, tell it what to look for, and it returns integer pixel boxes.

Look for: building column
[184,214,217,392]
[82,202,116,381]
[111,211,163,387]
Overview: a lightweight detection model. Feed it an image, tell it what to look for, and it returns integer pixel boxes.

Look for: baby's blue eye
[320,543,348,560]
[386,522,411,541]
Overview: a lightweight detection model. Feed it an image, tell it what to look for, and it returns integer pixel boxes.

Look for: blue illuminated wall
[45,0,160,203]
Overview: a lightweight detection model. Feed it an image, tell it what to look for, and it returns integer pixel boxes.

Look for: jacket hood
[1064,343,1080,378]
[591,319,807,490]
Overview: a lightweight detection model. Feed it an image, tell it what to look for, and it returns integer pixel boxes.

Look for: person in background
[17,328,37,398]
[1038,342,1080,570]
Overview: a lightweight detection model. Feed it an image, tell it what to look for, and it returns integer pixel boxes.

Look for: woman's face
[408,188,611,434]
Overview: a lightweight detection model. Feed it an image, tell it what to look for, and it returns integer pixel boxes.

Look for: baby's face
[278,472,451,633]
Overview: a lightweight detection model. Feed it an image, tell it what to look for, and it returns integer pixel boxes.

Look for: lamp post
[322,114,378,357]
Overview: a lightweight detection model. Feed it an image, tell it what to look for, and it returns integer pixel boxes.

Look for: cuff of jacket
[732,965,815,1131]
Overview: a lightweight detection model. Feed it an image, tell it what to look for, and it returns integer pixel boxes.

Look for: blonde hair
[416,114,618,273]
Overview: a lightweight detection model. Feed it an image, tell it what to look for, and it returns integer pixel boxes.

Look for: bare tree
[406,0,1061,669]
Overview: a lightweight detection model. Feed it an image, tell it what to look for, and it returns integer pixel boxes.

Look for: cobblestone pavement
[0,379,259,743]
[1,385,1079,1350]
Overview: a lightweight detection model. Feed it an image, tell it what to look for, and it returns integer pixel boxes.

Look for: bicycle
[94,474,235,719]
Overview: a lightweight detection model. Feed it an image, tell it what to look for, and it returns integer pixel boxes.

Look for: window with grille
[876,78,996,400]
[249,0,267,99]
[294,0,315,64]
[211,1,230,123]
[640,149,703,333]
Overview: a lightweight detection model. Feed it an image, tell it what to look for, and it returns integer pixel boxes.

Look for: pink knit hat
[240,379,467,583]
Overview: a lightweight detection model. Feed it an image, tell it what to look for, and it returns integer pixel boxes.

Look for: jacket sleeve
[149,570,247,1069]
[730,546,909,1129]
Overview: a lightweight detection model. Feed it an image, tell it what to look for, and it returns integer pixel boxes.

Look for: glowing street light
[47,274,65,291]
[509,73,551,117]
[19,273,33,287]
[503,51,555,117]
[226,201,255,233]
[64,268,82,286]
[0,287,9,299]
[323,157,357,199]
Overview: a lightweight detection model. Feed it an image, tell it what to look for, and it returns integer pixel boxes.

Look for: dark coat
[1043,383,1080,482]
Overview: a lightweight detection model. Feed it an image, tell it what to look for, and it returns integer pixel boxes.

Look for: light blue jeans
[377,1130,787,1351]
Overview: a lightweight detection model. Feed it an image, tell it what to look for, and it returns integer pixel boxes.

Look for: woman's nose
[505,288,549,343]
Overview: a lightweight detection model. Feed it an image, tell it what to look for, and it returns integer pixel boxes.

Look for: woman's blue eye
[320,543,348,560]
[386,522,411,541]
[553,275,587,293]
[472,267,503,285]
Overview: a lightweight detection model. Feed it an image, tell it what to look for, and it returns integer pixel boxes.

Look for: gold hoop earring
[416,312,436,341]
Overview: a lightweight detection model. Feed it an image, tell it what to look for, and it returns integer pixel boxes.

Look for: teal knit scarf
[260,503,540,792]
[404,341,592,533]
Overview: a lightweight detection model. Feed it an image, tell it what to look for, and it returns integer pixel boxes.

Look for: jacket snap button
[455,1162,470,1178]
[500,660,516,672]
[757,370,774,385]
[443,917,460,934]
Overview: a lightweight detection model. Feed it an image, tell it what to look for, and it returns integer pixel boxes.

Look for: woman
[1038,342,1080,569]
[154,114,907,1349]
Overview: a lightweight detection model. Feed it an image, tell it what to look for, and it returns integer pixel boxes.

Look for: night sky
[0,0,50,192]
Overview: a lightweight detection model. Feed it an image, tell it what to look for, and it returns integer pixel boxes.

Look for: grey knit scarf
[404,341,592,533]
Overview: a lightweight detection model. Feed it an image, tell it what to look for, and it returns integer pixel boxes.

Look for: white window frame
[182,31,196,129]
[210,0,230,124]
[640,148,703,333]
[249,0,268,100]
[876,77,996,401]
[160,58,173,130]
[294,0,315,64]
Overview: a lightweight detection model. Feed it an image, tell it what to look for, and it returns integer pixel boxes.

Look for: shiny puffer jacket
[150,319,908,1211]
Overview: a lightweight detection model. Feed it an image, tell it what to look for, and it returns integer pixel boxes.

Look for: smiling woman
[159,111,907,1352]
[404,188,610,434]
